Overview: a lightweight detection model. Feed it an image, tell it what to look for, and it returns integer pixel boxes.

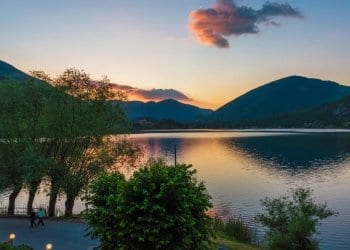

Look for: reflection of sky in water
[132,132,350,249]
[1,131,350,249]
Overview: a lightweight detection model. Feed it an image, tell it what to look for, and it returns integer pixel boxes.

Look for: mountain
[0,60,32,81]
[4,59,350,128]
[0,60,212,125]
[212,76,350,122]
[252,94,350,128]
[122,99,213,123]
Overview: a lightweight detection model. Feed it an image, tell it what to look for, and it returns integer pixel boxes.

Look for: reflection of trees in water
[132,137,199,164]
[134,133,350,177]
[224,134,350,174]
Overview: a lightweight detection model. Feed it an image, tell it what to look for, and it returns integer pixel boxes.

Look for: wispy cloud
[189,0,303,48]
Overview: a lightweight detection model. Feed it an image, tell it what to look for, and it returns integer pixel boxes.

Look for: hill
[0,60,32,81]
[212,76,350,122]
[251,94,350,128]
[122,99,213,123]
[3,60,350,129]
[0,60,212,125]
[0,60,56,94]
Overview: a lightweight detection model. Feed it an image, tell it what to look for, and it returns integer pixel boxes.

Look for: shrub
[213,217,252,243]
[14,245,33,250]
[0,243,12,250]
[84,159,213,249]
[0,244,33,250]
[256,187,336,250]
[84,172,126,249]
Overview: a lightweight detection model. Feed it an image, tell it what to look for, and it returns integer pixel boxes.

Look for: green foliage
[0,244,33,250]
[13,245,33,250]
[84,172,126,249]
[0,243,12,250]
[84,159,213,250]
[0,68,132,215]
[256,187,335,250]
[213,217,252,244]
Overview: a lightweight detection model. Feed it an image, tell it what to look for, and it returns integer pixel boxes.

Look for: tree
[33,69,129,216]
[0,69,130,216]
[0,142,25,214]
[84,159,213,250]
[256,187,336,250]
[0,80,48,214]
[60,137,142,216]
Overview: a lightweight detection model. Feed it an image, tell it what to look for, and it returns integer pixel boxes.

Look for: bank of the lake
[0,216,259,250]
[2,130,350,249]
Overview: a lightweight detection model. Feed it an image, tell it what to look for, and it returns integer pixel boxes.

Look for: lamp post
[8,233,15,245]
[164,144,177,166]
[45,243,53,250]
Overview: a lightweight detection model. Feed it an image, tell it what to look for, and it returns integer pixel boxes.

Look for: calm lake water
[131,130,350,250]
[2,130,350,249]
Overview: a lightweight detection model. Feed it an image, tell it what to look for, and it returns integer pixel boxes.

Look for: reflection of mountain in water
[228,134,350,170]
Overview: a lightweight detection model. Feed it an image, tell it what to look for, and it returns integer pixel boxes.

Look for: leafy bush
[213,217,252,243]
[0,243,12,250]
[84,159,213,249]
[14,245,33,250]
[84,172,126,249]
[0,244,33,250]
[256,187,335,250]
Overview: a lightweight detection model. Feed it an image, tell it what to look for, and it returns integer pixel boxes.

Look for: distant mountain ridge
[0,60,212,124]
[212,76,350,122]
[3,59,350,128]
[121,99,213,123]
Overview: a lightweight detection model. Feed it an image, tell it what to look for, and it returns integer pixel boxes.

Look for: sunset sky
[1,0,349,109]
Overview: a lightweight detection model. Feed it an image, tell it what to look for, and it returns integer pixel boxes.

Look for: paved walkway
[0,218,98,250]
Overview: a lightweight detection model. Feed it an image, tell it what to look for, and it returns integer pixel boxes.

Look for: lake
[2,130,350,249]
[131,130,350,250]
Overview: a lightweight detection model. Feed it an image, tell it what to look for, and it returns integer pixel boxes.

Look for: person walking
[30,210,37,228]
[37,208,45,226]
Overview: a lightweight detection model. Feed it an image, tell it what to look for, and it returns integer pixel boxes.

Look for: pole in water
[174,144,177,166]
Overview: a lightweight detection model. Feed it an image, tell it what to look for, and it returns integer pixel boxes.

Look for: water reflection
[2,131,350,249]
[229,134,350,169]
[132,132,350,249]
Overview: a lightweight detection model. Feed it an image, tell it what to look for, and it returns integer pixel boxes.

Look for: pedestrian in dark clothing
[37,208,45,226]
[30,210,37,228]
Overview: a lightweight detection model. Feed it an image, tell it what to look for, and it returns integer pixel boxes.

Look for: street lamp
[164,144,177,166]
[8,233,16,245]
[45,243,53,250]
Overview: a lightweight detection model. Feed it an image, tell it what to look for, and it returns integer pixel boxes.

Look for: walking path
[0,217,98,250]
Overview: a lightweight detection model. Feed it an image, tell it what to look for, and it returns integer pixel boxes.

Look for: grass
[209,217,260,250]
[209,236,260,250]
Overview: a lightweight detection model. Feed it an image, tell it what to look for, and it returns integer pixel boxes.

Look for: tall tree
[32,69,129,216]
[0,69,131,216]
[0,81,42,214]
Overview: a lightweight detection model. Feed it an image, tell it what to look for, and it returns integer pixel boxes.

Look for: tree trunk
[7,187,21,215]
[48,191,58,217]
[27,186,38,214]
[64,195,76,216]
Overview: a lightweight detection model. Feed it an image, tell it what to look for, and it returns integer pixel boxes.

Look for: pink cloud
[189,0,303,48]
